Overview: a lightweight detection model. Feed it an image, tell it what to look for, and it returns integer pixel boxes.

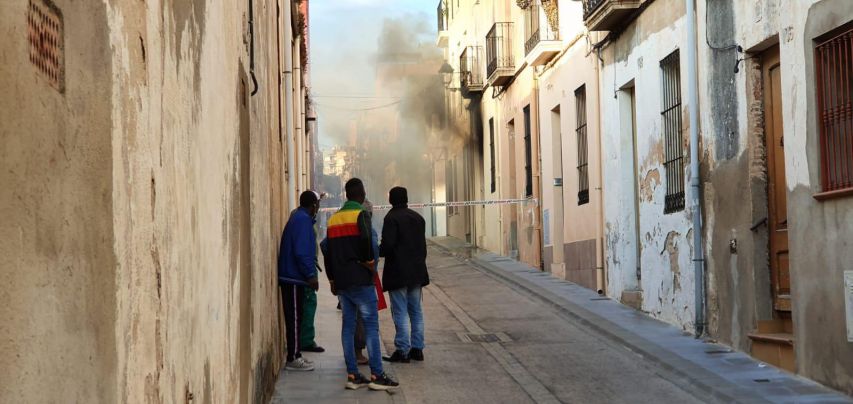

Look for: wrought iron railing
[437,0,448,32]
[524,0,559,55]
[486,23,514,79]
[460,46,483,90]
[582,0,606,18]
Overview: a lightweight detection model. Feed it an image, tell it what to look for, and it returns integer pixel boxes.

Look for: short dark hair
[345,178,365,201]
[389,186,408,207]
[299,190,319,209]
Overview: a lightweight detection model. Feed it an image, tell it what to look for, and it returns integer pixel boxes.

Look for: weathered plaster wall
[0,1,117,402]
[2,0,294,402]
[107,0,287,401]
[791,0,853,394]
[697,0,853,393]
[600,0,697,331]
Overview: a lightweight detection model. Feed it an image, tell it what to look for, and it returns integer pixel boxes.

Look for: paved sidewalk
[270,274,406,404]
[430,236,853,404]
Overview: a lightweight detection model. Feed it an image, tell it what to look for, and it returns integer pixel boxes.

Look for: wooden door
[763,46,791,312]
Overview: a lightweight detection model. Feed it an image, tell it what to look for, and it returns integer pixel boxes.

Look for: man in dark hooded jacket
[379,186,429,363]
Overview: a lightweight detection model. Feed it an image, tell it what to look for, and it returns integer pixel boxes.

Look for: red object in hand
[374,272,387,311]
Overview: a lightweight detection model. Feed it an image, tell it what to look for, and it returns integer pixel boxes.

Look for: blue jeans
[338,286,383,376]
[389,286,425,353]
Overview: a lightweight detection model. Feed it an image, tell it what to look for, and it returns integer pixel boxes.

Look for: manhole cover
[457,332,512,343]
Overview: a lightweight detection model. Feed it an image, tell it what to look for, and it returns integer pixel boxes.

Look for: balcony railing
[581,0,644,31]
[437,0,448,32]
[524,0,559,56]
[486,22,514,82]
[460,46,484,92]
[582,0,606,18]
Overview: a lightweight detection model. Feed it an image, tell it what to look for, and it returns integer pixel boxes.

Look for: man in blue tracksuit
[279,191,320,371]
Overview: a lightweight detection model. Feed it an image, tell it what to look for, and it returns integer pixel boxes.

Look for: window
[575,85,589,205]
[489,118,496,193]
[815,25,853,195]
[523,105,533,197]
[660,50,685,213]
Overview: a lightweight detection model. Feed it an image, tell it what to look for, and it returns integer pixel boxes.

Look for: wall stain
[662,231,682,292]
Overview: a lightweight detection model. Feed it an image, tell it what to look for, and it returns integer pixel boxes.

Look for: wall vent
[28,0,64,92]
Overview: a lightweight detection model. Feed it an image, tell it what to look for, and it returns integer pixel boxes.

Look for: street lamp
[438,62,459,90]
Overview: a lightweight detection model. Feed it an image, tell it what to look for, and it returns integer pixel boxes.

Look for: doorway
[763,46,791,315]
[748,44,795,373]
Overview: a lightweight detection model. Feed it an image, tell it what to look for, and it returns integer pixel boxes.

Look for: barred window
[575,85,589,205]
[660,50,685,213]
[489,118,496,193]
[815,25,853,196]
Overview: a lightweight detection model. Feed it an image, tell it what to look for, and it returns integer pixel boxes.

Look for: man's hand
[360,260,378,276]
[329,280,337,296]
[307,277,319,291]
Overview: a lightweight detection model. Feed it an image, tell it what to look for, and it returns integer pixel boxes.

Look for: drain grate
[27,0,64,92]
[458,332,512,344]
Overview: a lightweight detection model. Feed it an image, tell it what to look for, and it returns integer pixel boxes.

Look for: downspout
[533,68,544,270]
[284,1,297,210]
[294,34,304,195]
[685,0,705,337]
[593,33,608,295]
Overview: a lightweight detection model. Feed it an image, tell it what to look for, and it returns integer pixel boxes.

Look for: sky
[309,0,438,149]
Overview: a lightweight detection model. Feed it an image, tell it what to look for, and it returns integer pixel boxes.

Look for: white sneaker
[285,357,315,371]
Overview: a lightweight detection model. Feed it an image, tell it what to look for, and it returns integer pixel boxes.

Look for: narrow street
[271,239,848,404]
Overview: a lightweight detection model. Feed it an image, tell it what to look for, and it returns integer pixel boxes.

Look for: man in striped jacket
[324,178,399,391]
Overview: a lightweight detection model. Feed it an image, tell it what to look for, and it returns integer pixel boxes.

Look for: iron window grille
[815,25,853,195]
[575,85,590,205]
[524,106,534,197]
[489,118,497,193]
[660,50,685,213]
[524,0,559,55]
[486,23,514,79]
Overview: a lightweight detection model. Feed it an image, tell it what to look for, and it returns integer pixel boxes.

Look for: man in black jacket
[380,186,429,363]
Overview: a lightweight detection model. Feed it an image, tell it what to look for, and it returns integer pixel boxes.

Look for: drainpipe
[593,33,608,295]
[685,0,705,337]
[294,34,304,195]
[284,1,297,210]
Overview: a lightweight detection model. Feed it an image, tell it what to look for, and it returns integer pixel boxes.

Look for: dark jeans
[281,283,304,362]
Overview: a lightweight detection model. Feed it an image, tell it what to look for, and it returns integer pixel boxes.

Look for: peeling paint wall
[1,0,307,401]
[698,0,853,394]
[600,0,697,331]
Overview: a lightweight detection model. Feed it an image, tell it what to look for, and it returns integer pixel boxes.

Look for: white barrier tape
[319,198,538,213]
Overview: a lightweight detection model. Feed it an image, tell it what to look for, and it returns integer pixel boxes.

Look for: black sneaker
[368,373,400,391]
[302,344,325,353]
[409,348,424,361]
[382,350,410,363]
[345,373,370,390]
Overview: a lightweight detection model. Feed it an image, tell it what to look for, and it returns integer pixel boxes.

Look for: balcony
[524,0,560,66]
[486,22,514,87]
[436,0,449,47]
[460,46,484,94]
[582,0,644,32]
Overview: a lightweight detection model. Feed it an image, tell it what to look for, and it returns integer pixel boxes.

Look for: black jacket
[379,206,429,291]
[322,201,375,292]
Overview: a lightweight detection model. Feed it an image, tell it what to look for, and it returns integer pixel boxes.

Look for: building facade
[0,0,315,402]
[440,0,853,395]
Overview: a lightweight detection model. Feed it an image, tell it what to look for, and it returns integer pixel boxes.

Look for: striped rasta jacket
[322,200,375,292]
